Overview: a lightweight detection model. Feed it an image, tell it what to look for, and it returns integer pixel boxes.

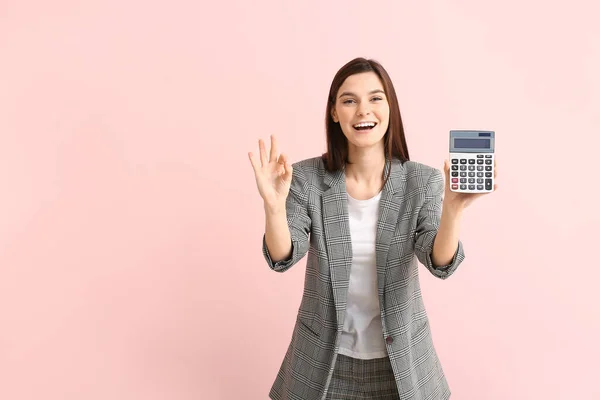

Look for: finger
[283,159,293,183]
[269,135,278,163]
[248,152,259,174]
[259,139,267,167]
[442,160,449,180]
[278,152,287,166]
[276,152,286,176]
[443,160,450,185]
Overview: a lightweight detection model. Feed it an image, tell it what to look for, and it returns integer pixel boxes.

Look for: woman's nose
[356,105,371,116]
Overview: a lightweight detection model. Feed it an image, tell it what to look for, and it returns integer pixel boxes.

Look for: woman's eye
[343,99,355,104]
[372,96,383,101]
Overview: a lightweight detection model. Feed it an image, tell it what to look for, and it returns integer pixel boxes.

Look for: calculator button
[468,159,475,164]
[451,184,458,190]
[451,178,458,183]
[485,172,492,177]
[451,165,458,171]
[460,166,467,171]
[477,155,484,158]
[485,155,492,158]
[477,185,484,190]
[485,160,492,165]
[460,159,467,164]
[477,159,483,164]
[451,159,459,164]
[468,185,475,190]
[477,178,483,184]
[477,166,484,171]
[468,166,475,171]
[485,166,492,171]
[460,178,467,183]
[460,172,467,177]
[485,179,493,190]
[468,172,475,177]
[460,184,467,190]
[468,178,475,184]
[451,172,458,177]
[477,172,483,177]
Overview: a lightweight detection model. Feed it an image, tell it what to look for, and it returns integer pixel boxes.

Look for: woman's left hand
[442,158,498,213]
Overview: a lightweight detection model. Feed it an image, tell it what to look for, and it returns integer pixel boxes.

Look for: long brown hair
[322,58,410,185]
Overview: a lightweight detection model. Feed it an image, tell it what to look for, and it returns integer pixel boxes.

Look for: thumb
[283,160,293,184]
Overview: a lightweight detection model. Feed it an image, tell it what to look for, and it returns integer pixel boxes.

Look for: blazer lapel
[322,166,352,331]
[376,159,405,306]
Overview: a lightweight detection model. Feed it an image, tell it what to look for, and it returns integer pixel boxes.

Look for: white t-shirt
[338,190,388,360]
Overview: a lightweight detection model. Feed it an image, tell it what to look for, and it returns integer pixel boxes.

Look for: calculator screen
[454,138,491,149]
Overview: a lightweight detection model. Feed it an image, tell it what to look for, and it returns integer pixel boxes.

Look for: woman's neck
[344,145,386,186]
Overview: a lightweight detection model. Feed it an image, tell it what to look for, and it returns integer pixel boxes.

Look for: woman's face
[331,71,390,150]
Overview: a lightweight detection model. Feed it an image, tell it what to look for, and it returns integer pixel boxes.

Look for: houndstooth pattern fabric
[324,354,400,400]
[262,156,465,400]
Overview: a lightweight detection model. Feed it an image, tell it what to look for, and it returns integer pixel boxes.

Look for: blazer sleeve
[262,163,311,272]
[414,168,465,279]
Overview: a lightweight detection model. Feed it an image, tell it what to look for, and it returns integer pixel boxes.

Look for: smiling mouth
[353,122,377,131]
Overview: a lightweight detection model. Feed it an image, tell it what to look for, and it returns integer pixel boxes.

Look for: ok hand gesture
[248,135,293,210]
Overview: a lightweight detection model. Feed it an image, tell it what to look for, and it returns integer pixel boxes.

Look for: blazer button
[385,336,393,345]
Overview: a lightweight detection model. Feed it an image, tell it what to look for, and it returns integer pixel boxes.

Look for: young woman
[248,57,497,400]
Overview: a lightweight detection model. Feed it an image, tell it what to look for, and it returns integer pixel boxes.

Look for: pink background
[1,1,599,399]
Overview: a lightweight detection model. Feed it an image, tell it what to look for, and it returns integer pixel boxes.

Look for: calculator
[449,130,495,193]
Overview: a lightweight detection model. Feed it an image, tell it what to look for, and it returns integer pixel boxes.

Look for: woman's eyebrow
[338,89,385,98]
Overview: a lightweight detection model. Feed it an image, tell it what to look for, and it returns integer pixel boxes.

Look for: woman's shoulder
[400,160,444,192]
[291,155,326,171]
[287,156,328,191]
[401,159,439,176]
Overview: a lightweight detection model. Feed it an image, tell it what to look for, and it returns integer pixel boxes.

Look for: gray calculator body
[449,130,495,193]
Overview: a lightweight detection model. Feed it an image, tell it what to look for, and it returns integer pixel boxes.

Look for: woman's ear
[331,108,338,123]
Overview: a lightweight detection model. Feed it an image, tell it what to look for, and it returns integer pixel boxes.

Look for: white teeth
[354,122,376,128]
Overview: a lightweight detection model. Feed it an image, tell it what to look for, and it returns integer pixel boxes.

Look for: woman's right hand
[248,135,293,211]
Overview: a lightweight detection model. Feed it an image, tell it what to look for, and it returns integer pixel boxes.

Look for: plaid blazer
[262,156,465,400]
